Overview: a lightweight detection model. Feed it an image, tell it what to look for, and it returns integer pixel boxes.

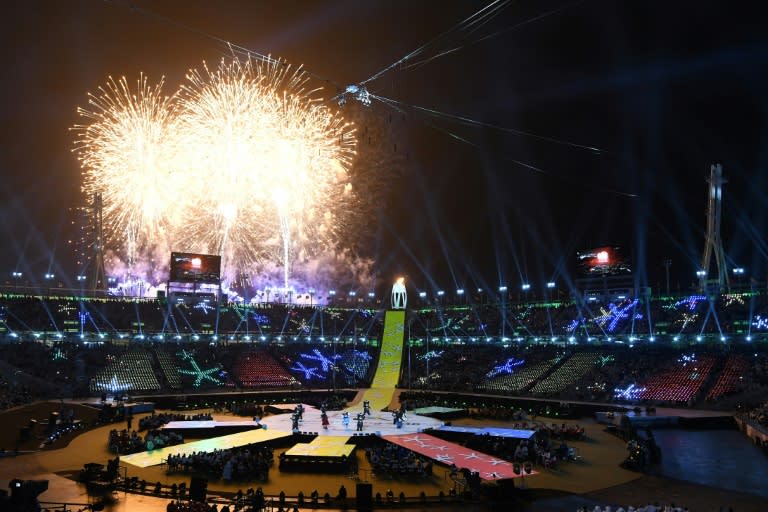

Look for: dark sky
[1,0,767,294]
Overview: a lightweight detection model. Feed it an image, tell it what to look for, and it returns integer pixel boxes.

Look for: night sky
[1,0,767,295]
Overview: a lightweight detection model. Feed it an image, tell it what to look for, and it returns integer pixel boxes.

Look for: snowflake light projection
[250,311,270,325]
[723,294,745,307]
[752,315,768,331]
[107,375,132,393]
[665,295,706,311]
[419,350,444,361]
[592,299,642,332]
[565,318,581,333]
[487,358,525,378]
[598,355,614,367]
[678,353,697,366]
[301,348,342,372]
[614,383,646,400]
[193,301,215,314]
[177,349,223,387]
[290,361,324,380]
[79,311,90,331]
[290,318,312,334]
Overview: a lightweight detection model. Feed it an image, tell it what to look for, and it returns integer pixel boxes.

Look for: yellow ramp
[355,310,405,411]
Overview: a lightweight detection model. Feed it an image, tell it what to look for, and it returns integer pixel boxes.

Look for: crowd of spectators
[577,505,692,512]
[0,376,33,410]
[365,441,433,478]
[108,427,184,455]
[1,292,768,408]
[166,444,274,482]
[745,401,768,426]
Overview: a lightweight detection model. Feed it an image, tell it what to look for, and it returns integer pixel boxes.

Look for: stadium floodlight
[456,289,464,295]
[696,270,707,277]
[521,283,531,291]
[418,291,427,298]
[44,273,54,280]
[746,335,752,342]
[733,267,745,275]
[76,275,86,282]
[546,282,555,288]
[348,291,356,296]
[328,290,336,296]
[436,290,445,296]
[11,271,22,278]
[498,286,507,292]
[368,291,375,298]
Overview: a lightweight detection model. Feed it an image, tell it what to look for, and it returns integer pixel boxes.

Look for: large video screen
[169,252,221,284]
[577,246,631,276]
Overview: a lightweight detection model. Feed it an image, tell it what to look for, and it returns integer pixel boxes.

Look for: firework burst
[73,56,357,289]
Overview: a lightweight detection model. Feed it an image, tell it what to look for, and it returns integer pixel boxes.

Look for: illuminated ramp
[355,310,405,412]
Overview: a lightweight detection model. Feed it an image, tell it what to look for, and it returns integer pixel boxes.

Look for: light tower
[89,192,106,292]
[700,163,729,292]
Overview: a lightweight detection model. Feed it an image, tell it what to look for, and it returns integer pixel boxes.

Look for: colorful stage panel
[284,443,355,458]
[121,428,290,468]
[383,433,535,481]
[162,420,260,430]
[436,425,536,439]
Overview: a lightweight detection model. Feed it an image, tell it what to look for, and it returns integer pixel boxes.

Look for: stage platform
[434,425,536,439]
[383,432,536,481]
[82,399,155,414]
[280,435,356,472]
[596,409,734,429]
[121,427,290,468]
[161,420,260,438]
[412,406,467,419]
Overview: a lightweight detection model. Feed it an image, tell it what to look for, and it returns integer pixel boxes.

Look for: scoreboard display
[169,252,221,283]
[576,246,631,276]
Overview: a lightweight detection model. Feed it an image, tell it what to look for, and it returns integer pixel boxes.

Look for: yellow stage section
[121,428,290,468]
[284,435,355,458]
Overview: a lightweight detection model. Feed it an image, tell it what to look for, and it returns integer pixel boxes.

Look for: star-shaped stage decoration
[435,454,454,463]
[463,452,484,461]
[484,471,505,479]
[487,458,507,466]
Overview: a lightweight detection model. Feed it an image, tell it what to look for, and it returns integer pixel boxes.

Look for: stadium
[2,1,768,512]
[1,274,768,511]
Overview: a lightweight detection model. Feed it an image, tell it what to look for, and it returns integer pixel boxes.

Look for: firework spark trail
[73,56,357,289]
[72,74,180,271]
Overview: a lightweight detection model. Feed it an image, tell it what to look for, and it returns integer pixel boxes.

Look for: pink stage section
[383,433,536,481]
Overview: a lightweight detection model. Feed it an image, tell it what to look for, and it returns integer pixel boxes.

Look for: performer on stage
[321,411,330,430]
[356,412,365,432]
[341,411,350,430]
[363,400,371,416]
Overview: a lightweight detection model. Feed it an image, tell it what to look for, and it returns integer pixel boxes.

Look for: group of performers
[290,400,406,432]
